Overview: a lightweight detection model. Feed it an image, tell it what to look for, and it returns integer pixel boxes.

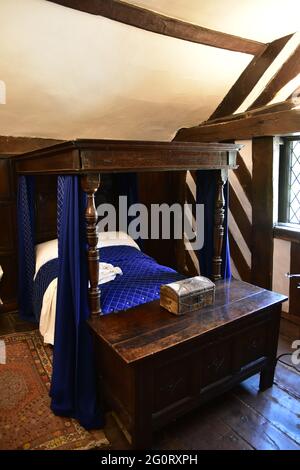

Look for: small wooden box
[160,276,215,315]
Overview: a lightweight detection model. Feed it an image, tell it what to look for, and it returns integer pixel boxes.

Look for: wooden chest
[160,276,215,315]
[88,279,287,449]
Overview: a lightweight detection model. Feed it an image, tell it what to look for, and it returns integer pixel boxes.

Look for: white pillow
[97,231,140,251]
[35,239,58,279]
[34,232,139,279]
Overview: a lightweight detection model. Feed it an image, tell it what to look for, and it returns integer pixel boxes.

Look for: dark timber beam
[289,242,300,318]
[209,34,292,120]
[248,44,300,110]
[203,98,296,127]
[175,108,300,142]
[252,137,275,289]
[48,0,265,54]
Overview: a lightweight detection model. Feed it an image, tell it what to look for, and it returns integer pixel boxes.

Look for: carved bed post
[81,174,101,317]
[212,169,228,281]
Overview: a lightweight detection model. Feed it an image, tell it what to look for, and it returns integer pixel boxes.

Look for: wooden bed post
[81,174,101,317]
[212,169,227,281]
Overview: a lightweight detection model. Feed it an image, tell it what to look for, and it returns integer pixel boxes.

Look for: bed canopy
[15,139,240,429]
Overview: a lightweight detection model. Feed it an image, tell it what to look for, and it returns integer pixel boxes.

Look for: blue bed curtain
[196,170,231,279]
[50,176,102,429]
[17,175,36,322]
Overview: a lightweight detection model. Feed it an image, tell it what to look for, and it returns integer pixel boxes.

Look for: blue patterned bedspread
[33,245,184,320]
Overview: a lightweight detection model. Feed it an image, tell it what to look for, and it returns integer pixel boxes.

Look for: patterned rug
[0,330,109,450]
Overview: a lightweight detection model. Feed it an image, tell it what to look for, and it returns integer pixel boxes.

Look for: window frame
[278,136,300,228]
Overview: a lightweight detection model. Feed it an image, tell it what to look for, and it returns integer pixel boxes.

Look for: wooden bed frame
[15,139,287,448]
[15,139,240,316]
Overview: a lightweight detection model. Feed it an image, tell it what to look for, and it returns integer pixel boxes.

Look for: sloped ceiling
[0,0,298,141]
[124,0,300,42]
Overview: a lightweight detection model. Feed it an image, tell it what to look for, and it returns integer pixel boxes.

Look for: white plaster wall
[272,238,291,312]
[0,0,252,140]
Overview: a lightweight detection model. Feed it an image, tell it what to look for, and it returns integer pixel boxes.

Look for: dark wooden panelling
[138,172,185,270]
[208,34,292,120]
[0,254,18,312]
[289,242,300,318]
[175,108,300,142]
[249,44,300,110]
[0,155,17,313]
[0,137,63,313]
[252,137,274,289]
[0,203,15,253]
[49,0,265,55]
[35,176,57,244]
[0,158,12,198]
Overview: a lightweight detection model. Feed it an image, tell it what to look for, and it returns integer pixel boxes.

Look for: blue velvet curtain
[196,170,231,279]
[50,176,103,429]
[17,175,36,322]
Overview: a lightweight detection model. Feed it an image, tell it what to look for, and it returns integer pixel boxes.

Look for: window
[278,137,300,227]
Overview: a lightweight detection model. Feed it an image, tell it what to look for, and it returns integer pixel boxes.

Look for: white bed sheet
[36,231,139,345]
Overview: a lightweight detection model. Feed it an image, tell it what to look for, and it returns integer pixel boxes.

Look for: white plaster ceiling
[124,0,300,43]
[0,0,298,141]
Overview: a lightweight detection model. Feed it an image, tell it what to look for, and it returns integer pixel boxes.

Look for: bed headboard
[34,173,121,243]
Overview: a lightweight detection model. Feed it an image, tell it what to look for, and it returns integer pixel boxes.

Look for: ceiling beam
[208,34,293,120]
[175,107,300,142]
[248,44,300,110]
[203,98,296,126]
[48,0,265,55]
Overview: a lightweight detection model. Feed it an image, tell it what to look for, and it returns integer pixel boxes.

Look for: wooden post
[81,174,101,317]
[252,137,275,289]
[212,170,227,281]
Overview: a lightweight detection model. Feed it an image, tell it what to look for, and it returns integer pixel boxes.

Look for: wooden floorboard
[234,376,300,447]
[274,363,300,401]
[0,313,299,450]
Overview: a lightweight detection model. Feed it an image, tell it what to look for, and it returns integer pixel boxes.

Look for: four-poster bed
[15,139,287,448]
